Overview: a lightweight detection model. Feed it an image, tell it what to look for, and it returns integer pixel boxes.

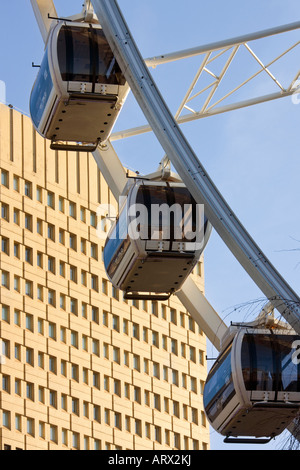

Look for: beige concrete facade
[0,103,209,450]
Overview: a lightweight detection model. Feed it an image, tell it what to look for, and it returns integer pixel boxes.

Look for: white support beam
[30,0,57,43]
[144,20,300,67]
[93,142,127,201]
[110,90,297,143]
[177,277,227,351]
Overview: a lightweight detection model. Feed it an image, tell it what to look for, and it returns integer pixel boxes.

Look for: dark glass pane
[57,25,126,86]
[30,47,53,128]
[241,334,300,393]
[94,29,126,85]
[104,204,130,278]
[277,335,300,392]
[204,343,235,422]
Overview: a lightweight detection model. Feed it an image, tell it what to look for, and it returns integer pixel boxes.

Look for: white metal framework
[111,21,300,142]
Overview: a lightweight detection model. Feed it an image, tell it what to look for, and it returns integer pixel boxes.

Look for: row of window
[1,373,205,424]
[1,411,101,449]
[1,336,203,391]
[1,209,100,258]
[2,408,206,450]
[1,270,107,304]
[1,169,99,226]
[1,275,203,337]
[1,304,205,365]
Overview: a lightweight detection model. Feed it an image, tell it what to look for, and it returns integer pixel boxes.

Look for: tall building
[0,103,209,450]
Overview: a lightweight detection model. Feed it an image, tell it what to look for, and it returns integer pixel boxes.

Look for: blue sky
[1,0,300,451]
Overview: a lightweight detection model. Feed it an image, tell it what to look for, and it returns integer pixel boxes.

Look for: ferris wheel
[30,0,300,444]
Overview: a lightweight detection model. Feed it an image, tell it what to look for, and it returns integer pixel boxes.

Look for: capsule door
[30,43,57,138]
[203,340,240,434]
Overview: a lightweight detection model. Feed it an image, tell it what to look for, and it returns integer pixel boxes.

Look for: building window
[37,251,43,268]
[50,425,57,443]
[1,236,9,255]
[48,223,55,241]
[112,315,119,332]
[39,422,45,439]
[69,202,76,218]
[3,411,10,429]
[133,355,140,371]
[132,323,139,340]
[82,302,87,319]
[92,306,99,323]
[81,238,86,254]
[113,347,120,364]
[25,246,33,264]
[25,213,33,231]
[13,175,19,192]
[26,314,33,331]
[71,364,79,382]
[90,211,96,228]
[102,279,108,295]
[115,412,121,430]
[14,242,20,258]
[81,270,87,286]
[69,233,77,250]
[24,181,32,198]
[36,186,43,202]
[2,375,10,393]
[135,419,142,437]
[49,356,57,374]
[48,289,55,306]
[71,330,78,348]
[2,305,9,323]
[25,280,33,298]
[26,382,34,400]
[80,206,86,222]
[26,348,34,366]
[37,218,43,235]
[37,285,43,301]
[14,275,20,292]
[1,271,9,288]
[92,339,99,356]
[91,274,98,291]
[91,243,98,259]
[1,203,9,221]
[153,362,160,378]
[70,298,78,315]
[155,426,161,443]
[14,310,21,326]
[59,261,65,277]
[190,376,197,393]
[47,191,54,209]
[59,197,64,212]
[49,322,56,340]
[152,331,159,347]
[170,308,177,324]
[27,418,34,436]
[15,414,22,432]
[70,265,77,283]
[72,398,79,415]
[13,208,19,225]
[59,229,65,245]
[1,170,8,187]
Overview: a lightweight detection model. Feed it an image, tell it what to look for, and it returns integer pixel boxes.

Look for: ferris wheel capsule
[203,327,300,443]
[30,21,128,152]
[103,179,212,300]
